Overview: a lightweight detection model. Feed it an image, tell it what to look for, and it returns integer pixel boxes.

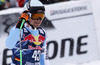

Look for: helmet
[23,0,45,13]
[23,0,45,20]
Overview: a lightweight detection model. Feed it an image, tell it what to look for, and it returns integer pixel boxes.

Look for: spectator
[5,0,17,8]
[0,0,5,10]
[17,0,25,7]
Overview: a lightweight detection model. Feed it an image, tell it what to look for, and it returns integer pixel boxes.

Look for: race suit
[6,24,50,65]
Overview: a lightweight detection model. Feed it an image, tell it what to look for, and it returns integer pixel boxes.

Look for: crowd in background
[0,0,70,10]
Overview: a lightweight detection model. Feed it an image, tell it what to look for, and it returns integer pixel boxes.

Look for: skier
[6,0,50,65]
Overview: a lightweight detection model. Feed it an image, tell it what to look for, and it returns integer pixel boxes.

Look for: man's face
[29,18,42,28]
[29,10,44,28]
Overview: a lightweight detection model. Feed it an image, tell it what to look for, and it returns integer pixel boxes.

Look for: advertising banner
[45,0,99,65]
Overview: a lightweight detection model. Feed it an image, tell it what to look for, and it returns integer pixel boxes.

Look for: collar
[24,23,37,31]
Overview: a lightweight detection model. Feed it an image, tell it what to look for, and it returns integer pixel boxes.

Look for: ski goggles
[31,13,45,20]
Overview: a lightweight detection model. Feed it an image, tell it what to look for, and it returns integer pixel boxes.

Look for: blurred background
[0,0,100,65]
[0,0,70,10]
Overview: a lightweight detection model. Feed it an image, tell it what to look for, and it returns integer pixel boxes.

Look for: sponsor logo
[22,34,45,45]
[50,6,87,16]
[28,45,43,50]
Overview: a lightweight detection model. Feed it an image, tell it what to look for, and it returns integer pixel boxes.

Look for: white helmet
[23,0,45,13]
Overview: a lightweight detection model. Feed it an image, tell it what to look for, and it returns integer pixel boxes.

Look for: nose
[36,19,41,22]
[37,17,42,20]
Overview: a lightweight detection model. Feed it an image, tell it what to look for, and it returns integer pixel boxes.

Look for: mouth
[34,22,40,25]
